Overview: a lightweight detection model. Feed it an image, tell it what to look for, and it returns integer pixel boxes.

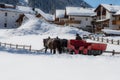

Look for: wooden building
[95,4,120,32]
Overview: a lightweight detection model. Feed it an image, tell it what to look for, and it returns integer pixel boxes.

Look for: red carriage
[67,40,107,56]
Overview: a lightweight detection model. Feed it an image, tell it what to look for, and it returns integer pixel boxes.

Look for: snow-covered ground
[0,14,120,80]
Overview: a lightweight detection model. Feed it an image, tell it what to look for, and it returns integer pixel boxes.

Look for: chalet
[65,7,96,28]
[0,3,35,29]
[95,4,120,32]
[54,7,96,30]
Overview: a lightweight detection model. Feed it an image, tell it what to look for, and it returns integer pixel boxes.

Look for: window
[5,12,7,16]
[86,18,88,21]
[119,17,120,20]
[4,23,7,27]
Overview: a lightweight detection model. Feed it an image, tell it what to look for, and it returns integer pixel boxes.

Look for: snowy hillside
[0,13,120,80]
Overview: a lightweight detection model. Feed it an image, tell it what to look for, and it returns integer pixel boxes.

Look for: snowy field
[0,15,120,80]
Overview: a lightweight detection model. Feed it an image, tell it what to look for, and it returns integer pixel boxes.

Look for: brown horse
[43,37,62,54]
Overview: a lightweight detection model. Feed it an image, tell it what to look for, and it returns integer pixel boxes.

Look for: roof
[16,6,35,14]
[0,7,26,13]
[55,9,65,18]
[99,4,120,12]
[35,8,54,21]
[0,3,14,8]
[114,10,120,15]
[66,7,96,16]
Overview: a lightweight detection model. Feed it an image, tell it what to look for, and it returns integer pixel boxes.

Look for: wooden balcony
[112,20,120,25]
[66,20,81,24]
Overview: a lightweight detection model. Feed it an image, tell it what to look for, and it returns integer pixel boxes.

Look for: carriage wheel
[87,50,93,55]
[68,49,74,54]
[79,50,83,54]
[92,50,103,56]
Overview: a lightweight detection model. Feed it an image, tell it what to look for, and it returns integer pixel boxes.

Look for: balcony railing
[96,16,106,20]
[112,20,120,25]
[66,20,81,24]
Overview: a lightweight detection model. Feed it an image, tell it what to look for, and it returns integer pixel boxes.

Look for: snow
[55,9,65,18]
[96,18,110,22]
[102,29,120,35]
[0,12,120,80]
[66,7,95,16]
[0,7,25,13]
[114,10,120,15]
[101,4,120,12]
[16,6,35,14]
[35,8,54,21]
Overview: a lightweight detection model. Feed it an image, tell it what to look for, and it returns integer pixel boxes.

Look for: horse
[60,39,68,53]
[43,37,62,54]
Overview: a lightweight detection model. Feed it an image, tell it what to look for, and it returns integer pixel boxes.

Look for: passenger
[76,33,82,40]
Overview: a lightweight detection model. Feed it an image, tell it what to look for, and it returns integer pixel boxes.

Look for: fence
[0,42,32,51]
[89,37,120,45]
[0,42,45,53]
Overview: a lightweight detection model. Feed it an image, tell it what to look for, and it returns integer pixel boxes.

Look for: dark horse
[43,37,62,54]
[60,39,68,53]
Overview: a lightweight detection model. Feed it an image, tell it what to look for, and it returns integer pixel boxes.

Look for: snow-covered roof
[16,6,35,14]
[101,4,120,12]
[114,10,120,15]
[0,3,14,8]
[0,7,25,13]
[24,14,36,20]
[35,8,54,21]
[55,10,65,18]
[66,7,96,16]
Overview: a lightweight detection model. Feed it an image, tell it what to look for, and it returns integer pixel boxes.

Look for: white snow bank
[102,29,120,35]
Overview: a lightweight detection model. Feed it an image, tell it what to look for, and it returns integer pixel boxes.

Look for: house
[54,7,96,30]
[112,10,120,29]
[65,7,96,28]
[54,9,68,25]
[94,4,120,32]
[0,3,35,29]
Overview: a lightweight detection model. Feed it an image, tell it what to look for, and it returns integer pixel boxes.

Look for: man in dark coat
[76,33,82,40]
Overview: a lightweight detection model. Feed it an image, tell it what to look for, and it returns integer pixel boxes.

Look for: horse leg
[53,49,56,54]
[45,47,48,53]
[50,49,52,54]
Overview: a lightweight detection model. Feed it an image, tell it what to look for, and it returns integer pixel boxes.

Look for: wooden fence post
[16,45,18,49]
[118,40,120,45]
[10,44,12,48]
[111,39,113,44]
[29,45,31,51]
[112,50,115,56]
[4,43,6,47]
[101,38,103,42]
[23,46,25,49]
[97,37,99,41]
[106,39,109,43]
